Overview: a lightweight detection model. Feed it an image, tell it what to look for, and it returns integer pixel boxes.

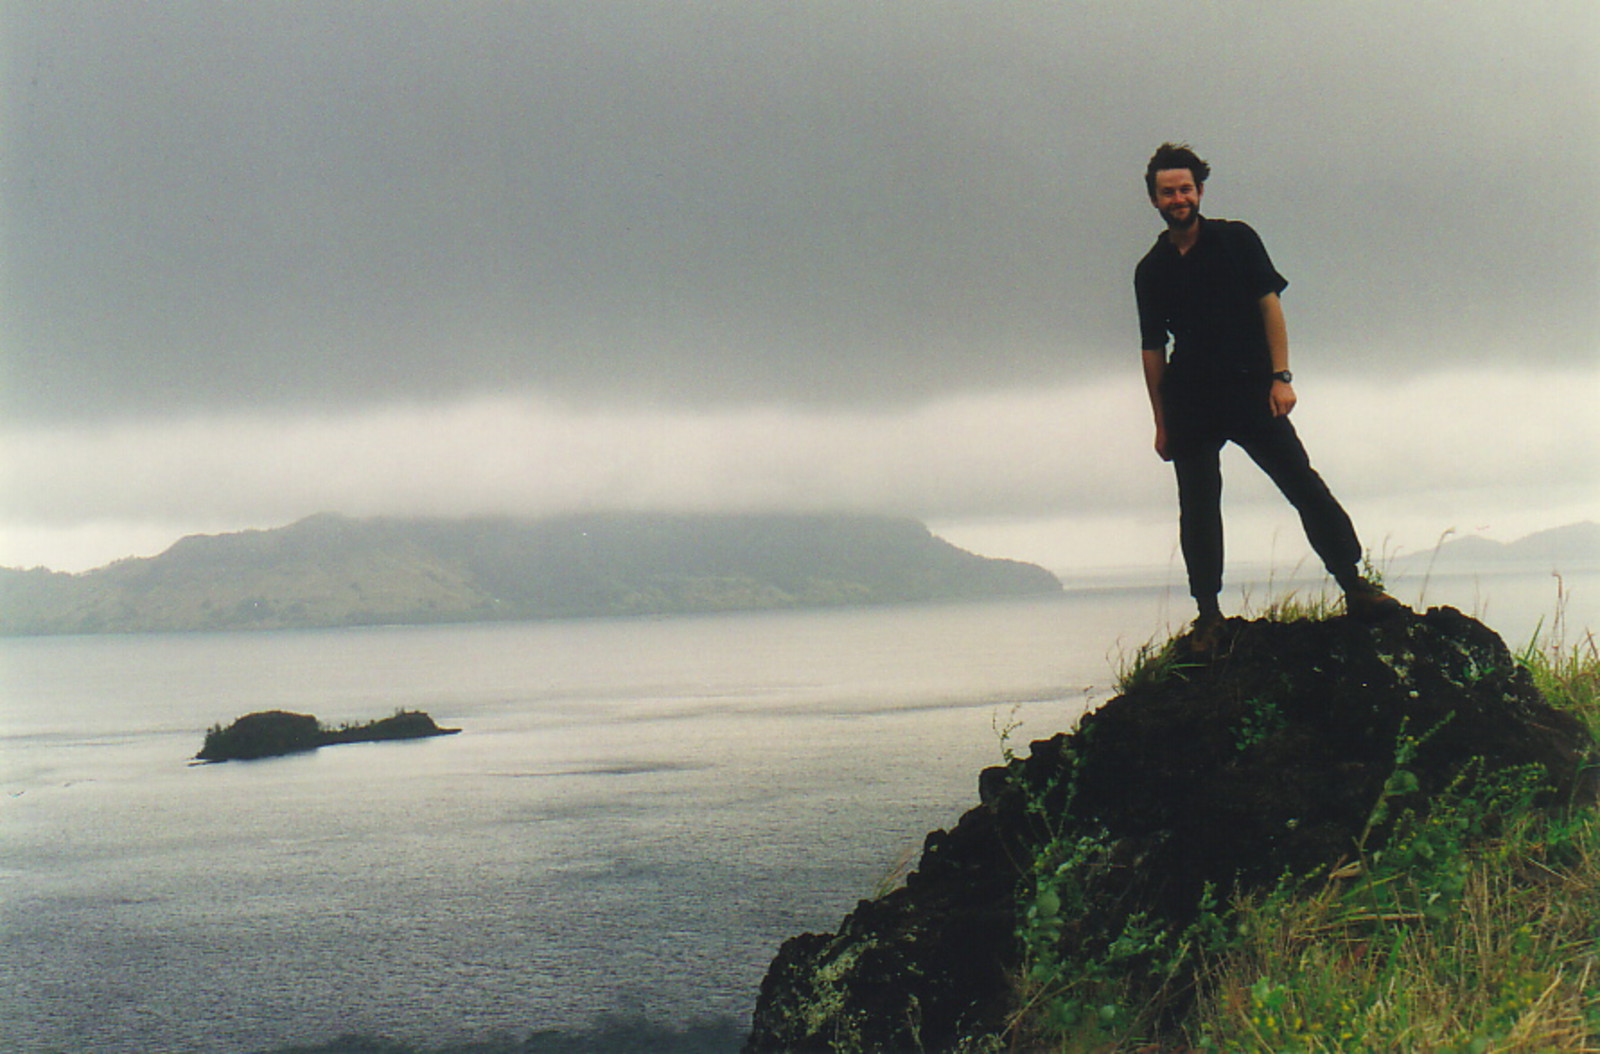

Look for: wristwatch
[1271,370,1293,383]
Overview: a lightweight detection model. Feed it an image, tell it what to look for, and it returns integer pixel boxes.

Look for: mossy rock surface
[745,607,1600,1053]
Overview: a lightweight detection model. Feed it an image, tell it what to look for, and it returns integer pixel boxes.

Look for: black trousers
[1164,378,1363,603]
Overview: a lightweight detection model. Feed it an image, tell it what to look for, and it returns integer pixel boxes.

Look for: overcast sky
[2,1,1597,575]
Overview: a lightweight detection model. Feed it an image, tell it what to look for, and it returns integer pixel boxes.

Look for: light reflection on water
[0,572,1593,1053]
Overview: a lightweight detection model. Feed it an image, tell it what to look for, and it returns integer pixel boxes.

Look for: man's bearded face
[1151,168,1202,230]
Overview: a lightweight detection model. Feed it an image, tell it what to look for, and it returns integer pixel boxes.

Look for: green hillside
[0,512,1061,635]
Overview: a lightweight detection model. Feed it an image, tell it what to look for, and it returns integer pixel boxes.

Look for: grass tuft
[1112,633,1197,694]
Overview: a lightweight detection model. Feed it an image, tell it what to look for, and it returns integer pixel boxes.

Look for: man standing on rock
[1135,143,1402,648]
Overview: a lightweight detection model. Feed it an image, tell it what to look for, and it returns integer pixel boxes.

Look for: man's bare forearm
[1259,292,1289,373]
[1142,347,1170,459]
[1141,347,1166,423]
[1259,292,1297,416]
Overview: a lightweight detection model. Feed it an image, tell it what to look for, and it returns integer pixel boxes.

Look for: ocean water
[1,570,1592,1053]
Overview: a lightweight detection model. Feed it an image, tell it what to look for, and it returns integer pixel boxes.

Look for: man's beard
[1162,203,1198,230]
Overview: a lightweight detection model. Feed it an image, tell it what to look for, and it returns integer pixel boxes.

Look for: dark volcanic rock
[745,607,1598,1053]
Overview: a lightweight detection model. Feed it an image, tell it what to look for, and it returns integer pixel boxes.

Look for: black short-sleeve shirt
[1134,216,1288,376]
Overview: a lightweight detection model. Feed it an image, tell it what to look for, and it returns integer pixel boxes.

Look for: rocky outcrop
[195,709,460,762]
[745,607,1599,1053]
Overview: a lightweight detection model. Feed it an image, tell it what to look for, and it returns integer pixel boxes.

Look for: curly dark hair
[1144,143,1211,198]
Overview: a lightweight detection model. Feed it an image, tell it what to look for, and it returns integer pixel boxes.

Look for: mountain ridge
[0,511,1061,636]
[1412,521,1598,567]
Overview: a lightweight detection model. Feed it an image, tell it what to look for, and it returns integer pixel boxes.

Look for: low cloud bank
[3,368,1594,572]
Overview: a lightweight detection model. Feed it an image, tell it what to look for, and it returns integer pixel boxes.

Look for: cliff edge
[746,606,1599,1053]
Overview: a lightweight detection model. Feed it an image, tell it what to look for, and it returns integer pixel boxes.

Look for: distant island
[0,511,1062,635]
[195,709,461,762]
[1405,521,1600,569]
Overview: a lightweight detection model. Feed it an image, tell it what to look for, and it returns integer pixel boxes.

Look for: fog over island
[3,2,1596,575]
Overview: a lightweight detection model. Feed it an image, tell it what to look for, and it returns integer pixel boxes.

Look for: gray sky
[2,1,1597,574]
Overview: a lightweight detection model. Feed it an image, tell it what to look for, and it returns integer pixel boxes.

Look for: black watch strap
[1271,370,1293,383]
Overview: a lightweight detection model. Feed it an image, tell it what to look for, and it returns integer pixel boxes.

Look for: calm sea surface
[1,568,1593,1053]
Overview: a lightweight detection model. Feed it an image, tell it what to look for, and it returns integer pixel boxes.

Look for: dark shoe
[1345,581,1406,623]
[1185,611,1225,654]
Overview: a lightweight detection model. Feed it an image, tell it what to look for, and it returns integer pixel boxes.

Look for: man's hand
[1155,422,1171,461]
[1270,379,1297,417]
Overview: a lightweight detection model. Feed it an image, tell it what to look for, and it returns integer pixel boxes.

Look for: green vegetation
[997,619,1600,1054]
[1112,633,1199,694]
